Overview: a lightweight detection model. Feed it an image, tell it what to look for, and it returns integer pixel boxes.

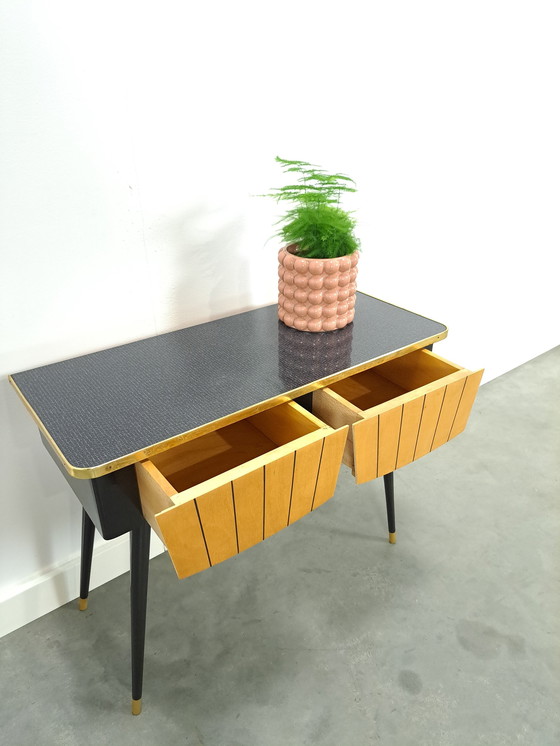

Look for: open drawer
[312,349,483,484]
[135,402,348,579]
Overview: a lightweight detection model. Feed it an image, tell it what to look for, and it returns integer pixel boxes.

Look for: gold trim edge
[8,329,447,480]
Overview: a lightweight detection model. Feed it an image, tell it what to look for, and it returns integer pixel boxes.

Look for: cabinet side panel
[40,435,145,539]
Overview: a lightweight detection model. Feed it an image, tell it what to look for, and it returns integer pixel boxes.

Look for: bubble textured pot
[277,246,359,332]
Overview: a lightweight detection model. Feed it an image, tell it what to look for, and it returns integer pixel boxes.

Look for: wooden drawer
[135,402,348,579]
[313,349,483,484]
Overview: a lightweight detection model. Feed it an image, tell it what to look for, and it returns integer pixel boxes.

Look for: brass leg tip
[78,597,88,611]
[131,699,142,716]
[389,532,397,544]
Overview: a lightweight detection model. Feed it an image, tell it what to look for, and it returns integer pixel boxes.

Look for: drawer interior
[327,349,463,411]
[149,402,325,494]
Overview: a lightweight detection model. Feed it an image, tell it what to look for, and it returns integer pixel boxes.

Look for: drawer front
[136,404,347,579]
[313,349,483,485]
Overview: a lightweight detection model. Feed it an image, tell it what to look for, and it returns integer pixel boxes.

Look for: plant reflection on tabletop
[277,321,354,389]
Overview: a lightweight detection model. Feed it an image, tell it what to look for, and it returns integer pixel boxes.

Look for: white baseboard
[0,532,164,639]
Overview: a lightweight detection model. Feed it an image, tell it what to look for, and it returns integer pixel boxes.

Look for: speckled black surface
[11,294,446,470]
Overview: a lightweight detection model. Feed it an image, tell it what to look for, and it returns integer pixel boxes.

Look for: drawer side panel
[313,388,361,468]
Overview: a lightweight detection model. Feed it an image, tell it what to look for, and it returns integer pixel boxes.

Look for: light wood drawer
[312,349,483,484]
[135,402,348,579]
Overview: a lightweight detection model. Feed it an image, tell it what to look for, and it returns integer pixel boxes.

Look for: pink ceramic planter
[278,246,359,332]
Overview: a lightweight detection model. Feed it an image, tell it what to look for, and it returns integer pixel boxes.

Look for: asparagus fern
[263,156,360,259]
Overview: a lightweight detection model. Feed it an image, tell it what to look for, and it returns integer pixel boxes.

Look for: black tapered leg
[383,472,397,544]
[79,509,95,610]
[130,520,151,715]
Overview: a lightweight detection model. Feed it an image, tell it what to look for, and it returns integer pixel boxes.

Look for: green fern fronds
[262,156,360,259]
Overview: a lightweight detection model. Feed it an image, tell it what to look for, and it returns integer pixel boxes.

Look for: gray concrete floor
[1,346,559,745]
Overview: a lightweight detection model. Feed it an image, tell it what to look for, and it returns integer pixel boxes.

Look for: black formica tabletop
[10,293,447,477]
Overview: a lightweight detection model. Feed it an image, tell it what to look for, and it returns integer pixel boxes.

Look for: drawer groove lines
[262,467,266,544]
[193,499,212,567]
[411,395,426,465]
[394,405,405,473]
[428,386,448,454]
[310,437,326,511]
[230,482,240,555]
[446,376,468,442]
[285,451,297,527]
[376,416,380,480]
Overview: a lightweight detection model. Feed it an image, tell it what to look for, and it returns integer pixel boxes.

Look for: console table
[9,292,482,714]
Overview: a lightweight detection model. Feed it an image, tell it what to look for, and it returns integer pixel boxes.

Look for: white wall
[1,1,558,636]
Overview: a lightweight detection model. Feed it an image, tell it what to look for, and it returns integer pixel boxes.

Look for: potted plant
[263,156,360,332]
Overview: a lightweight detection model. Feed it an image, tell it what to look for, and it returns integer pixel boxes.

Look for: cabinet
[9,293,481,714]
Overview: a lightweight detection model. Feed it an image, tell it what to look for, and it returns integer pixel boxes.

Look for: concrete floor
[1,346,559,745]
